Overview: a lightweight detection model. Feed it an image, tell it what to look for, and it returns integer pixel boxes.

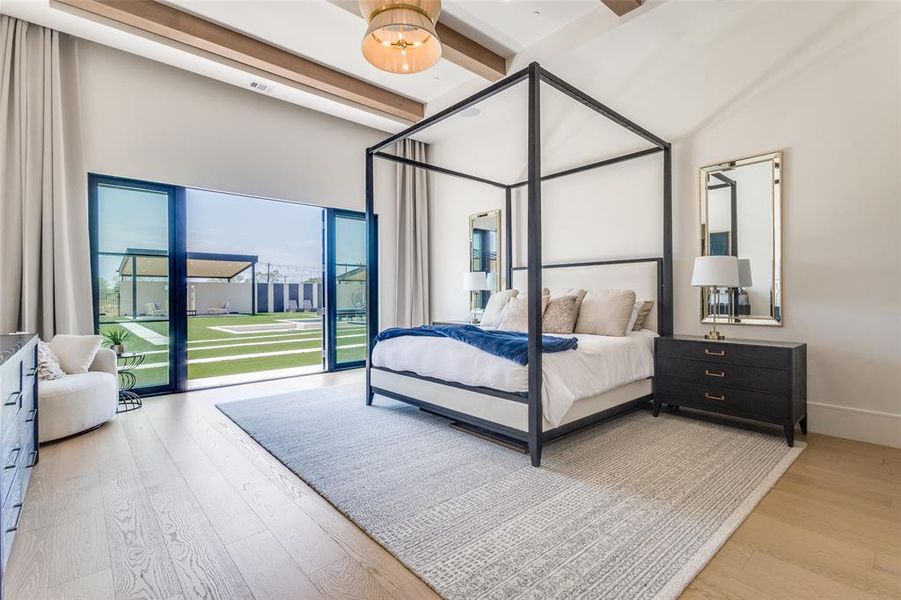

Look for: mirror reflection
[468,210,501,312]
[700,151,782,326]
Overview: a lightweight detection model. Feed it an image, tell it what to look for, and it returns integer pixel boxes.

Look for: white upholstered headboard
[509,258,662,332]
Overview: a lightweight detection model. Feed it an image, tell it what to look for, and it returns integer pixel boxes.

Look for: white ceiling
[0,0,618,131]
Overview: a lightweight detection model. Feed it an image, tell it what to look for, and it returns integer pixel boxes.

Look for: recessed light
[533,10,541,16]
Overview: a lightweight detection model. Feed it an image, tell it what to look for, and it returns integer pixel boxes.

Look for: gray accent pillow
[574,289,637,336]
[480,289,518,328]
[37,341,66,381]
[543,294,582,334]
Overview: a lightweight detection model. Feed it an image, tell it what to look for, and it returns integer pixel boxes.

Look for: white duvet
[371,329,657,426]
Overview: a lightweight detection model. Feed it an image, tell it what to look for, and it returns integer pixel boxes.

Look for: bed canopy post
[504,187,513,288]
[365,149,377,405]
[526,63,544,467]
[661,146,673,336]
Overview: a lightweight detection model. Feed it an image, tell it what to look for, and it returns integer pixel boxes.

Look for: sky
[95,184,363,282]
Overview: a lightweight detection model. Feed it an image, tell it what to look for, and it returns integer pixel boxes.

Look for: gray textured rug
[217,385,803,600]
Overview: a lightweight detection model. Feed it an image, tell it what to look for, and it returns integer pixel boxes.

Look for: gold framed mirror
[468,210,501,312]
[699,151,782,326]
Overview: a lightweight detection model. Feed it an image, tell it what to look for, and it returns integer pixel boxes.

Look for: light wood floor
[4,371,899,600]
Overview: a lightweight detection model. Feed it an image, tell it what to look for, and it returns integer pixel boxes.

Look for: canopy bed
[364,63,673,467]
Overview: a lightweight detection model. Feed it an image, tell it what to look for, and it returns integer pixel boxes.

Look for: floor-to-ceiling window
[326,210,368,370]
[89,175,371,393]
[90,176,177,392]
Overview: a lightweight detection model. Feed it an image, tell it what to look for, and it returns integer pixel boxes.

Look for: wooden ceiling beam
[601,0,643,17]
[435,22,506,82]
[52,0,424,122]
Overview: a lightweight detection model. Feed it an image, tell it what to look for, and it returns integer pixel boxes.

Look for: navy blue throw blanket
[374,324,578,365]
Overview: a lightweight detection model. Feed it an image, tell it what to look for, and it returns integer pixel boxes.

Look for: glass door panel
[327,210,368,369]
[91,176,175,392]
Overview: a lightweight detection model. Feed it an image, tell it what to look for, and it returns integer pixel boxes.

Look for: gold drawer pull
[705,370,725,378]
[704,349,726,356]
[705,393,726,401]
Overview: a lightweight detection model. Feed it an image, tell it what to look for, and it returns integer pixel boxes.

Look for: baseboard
[808,402,901,448]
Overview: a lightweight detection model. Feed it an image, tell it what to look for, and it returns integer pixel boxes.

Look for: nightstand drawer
[656,376,789,421]
[656,356,790,395]
[656,338,789,369]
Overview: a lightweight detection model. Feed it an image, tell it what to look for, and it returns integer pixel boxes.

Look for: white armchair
[38,346,118,442]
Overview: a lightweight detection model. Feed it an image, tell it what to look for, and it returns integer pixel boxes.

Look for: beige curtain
[0,16,92,338]
[394,139,430,327]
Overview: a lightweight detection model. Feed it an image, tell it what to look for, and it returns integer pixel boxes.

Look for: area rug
[217,385,804,600]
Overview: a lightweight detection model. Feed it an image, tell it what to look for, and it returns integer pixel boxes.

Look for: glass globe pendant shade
[360,1,442,74]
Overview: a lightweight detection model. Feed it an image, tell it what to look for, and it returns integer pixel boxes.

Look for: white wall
[427,3,900,447]
[75,40,398,328]
[190,282,253,314]
[672,11,900,447]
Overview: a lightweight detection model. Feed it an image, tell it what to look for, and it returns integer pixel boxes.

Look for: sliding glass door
[89,176,374,393]
[89,175,178,393]
[325,210,369,370]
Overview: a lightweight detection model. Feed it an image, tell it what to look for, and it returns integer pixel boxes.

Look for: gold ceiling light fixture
[360,1,442,74]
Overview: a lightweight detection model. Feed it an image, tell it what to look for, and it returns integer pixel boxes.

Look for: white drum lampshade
[691,256,740,288]
[738,258,753,288]
[691,256,739,340]
[463,271,488,291]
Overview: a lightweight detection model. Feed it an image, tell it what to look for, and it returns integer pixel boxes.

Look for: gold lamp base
[704,330,726,340]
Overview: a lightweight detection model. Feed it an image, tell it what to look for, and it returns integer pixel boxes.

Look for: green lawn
[100,312,365,388]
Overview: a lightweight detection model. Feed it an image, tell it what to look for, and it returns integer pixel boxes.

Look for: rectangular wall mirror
[699,151,782,326]
[469,210,501,312]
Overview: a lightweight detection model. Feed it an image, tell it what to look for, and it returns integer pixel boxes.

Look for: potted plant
[101,327,132,356]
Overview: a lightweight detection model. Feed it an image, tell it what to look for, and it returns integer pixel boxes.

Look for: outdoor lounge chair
[287,300,299,312]
[145,302,167,317]
[208,302,230,315]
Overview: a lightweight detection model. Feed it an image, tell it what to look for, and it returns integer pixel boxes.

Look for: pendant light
[360,1,442,74]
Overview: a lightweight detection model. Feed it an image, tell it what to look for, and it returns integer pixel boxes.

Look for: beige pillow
[633,300,655,331]
[543,294,582,334]
[497,294,549,332]
[49,334,103,374]
[574,289,637,336]
[480,289,518,328]
[550,287,588,310]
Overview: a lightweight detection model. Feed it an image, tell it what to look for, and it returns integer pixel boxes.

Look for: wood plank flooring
[5,371,899,599]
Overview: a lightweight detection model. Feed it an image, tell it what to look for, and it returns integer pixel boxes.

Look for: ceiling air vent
[249,81,274,93]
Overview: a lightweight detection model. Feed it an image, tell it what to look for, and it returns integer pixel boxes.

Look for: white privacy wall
[74,40,399,328]
[427,2,900,447]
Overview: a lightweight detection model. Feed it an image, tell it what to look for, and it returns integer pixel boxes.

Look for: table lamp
[463,271,488,323]
[691,256,739,340]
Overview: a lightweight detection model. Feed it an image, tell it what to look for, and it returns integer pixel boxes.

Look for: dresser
[0,334,39,578]
[653,335,806,446]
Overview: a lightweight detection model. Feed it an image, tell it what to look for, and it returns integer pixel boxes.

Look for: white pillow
[49,334,103,374]
[37,341,66,381]
[626,302,641,333]
[480,289,518,328]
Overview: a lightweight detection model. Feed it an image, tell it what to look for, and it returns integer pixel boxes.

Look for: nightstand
[653,335,807,446]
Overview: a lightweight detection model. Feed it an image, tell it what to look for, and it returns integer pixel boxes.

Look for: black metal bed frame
[364,63,672,467]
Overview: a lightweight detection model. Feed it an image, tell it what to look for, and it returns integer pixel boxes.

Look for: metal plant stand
[117,352,145,413]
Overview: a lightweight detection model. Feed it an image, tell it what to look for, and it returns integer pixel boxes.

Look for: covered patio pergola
[117,249,259,317]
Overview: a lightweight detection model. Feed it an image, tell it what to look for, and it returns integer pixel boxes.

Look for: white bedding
[371,329,657,427]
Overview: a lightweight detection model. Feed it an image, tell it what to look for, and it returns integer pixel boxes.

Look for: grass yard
[100,313,365,388]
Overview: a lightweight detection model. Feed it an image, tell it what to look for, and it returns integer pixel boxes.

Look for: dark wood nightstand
[653,335,807,446]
